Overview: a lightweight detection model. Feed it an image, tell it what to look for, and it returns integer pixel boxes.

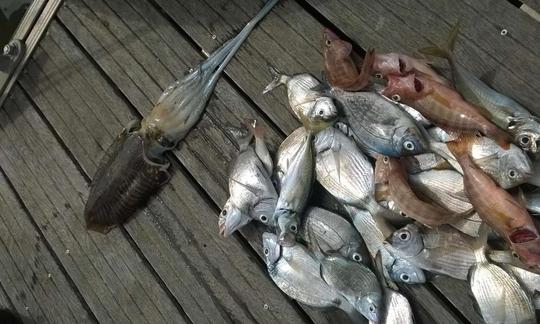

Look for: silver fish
[318,254,382,322]
[85,0,279,232]
[427,126,459,143]
[373,253,415,324]
[401,153,454,174]
[299,206,367,263]
[262,233,361,319]
[346,206,426,285]
[314,126,399,222]
[524,190,540,215]
[527,160,540,187]
[386,223,476,280]
[470,225,537,323]
[219,122,277,236]
[263,68,337,122]
[501,264,540,309]
[325,89,428,157]
[439,134,532,189]
[274,126,304,191]
[273,129,314,245]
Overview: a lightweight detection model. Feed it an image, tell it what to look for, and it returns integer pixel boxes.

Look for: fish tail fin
[446,134,475,160]
[419,21,460,60]
[347,47,375,91]
[243,118,265,140]
[263,64,288,94]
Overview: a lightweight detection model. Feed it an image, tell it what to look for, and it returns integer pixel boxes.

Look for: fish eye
[318,110,324,116]
[326,40,331,46]
[352,253,362,262]
[264,248,269,255]
[519,135,531,146]
[290,225,297,232]
[511,251,520,259]
[222,209,227,216]
[400,211,407,217]
[403,140,415,151]
[383,156,389,164]
[398,231,410,241]
[375,73,383,79]
[260,215,268,223]
[369,305,375,312]
[508,169,517,179]
[391,94,401,102]
[400,273,410,282]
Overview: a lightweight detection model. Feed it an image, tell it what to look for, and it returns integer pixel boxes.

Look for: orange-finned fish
[375,155,465,227]
[382,73,511,149]
[322,28,373,91]
[372,52,450,86]
[448,135,540,267]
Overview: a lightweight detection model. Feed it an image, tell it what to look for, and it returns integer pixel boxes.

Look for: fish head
[382,73,425,103]
[262,232,282,267]
[309,97,339,122]
[393,126,428,156]
[372,53,401,79]
[510,119,540,153]
[322,28,352,61]
[342,243,365,263]
[390,224,423,257]
[357,293,382,322]
[275,210,299,247]
[251,198,278,227]
[389,258,427,284]
[218,200,251,237]
[497,147,532,189]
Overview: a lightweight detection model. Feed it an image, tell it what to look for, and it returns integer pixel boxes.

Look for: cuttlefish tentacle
[84,0,279,233]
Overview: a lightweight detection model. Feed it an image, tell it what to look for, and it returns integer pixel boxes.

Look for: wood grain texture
[303,0,540,115]
[17,13,314,324]
[521,0,540,16]
[0,172,95,324]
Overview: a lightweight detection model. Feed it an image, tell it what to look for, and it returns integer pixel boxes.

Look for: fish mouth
[510,229,538,243]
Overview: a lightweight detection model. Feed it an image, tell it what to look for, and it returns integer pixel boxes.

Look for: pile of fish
[220,25,540,323]
[82,0,539,321]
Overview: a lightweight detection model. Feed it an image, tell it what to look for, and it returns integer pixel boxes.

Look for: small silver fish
[386,223,476,280]
[501,264,540,309]
[262,233,361,319]
[219,121,277,236]
[318,254,382,322]
[273,128,314,245]
[470,225,537,323]
[263,67,337,122]
[299,206,367,263]
[346,206,426,285]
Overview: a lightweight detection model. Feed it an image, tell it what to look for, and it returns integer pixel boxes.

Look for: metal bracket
[0,39,26,97]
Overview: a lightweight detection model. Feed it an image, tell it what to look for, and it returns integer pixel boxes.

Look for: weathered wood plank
[430,277,484,323]
[0,170,94,324]
[520,0,540,19]
[0,285,12,310]
[0,86,187,324]
[18,15,315,324]
[302,0,539,114]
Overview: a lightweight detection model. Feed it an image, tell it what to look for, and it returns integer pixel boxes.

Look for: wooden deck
[0,0,538,323]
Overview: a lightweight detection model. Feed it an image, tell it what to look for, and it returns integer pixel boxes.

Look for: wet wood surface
[0,0,537,323]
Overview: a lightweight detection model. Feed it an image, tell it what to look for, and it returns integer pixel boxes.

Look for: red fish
[448,135,540,267]
[372,52,449,86]
[322,28,373,91]
[383,73,511,149]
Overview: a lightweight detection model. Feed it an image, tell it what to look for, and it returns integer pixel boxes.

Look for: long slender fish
[375,156,465,226]
[469,225,536,324]
[84,0,279,233]
[449,136,540,267]
[322,28,374,91]
[420,23,540,153]
[382,72,511,149]
[299,206,367,263]
[262,233,362,321]
[219,120,277,236]
[386,223,477,280]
